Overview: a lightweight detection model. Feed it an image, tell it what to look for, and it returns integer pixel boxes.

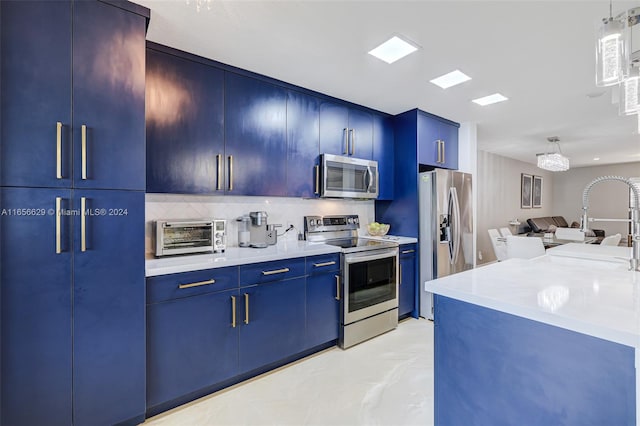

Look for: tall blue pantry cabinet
[0,1,149,425]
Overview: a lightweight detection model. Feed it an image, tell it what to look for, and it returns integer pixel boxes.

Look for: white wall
[477,150,555,264]
[552,162,640,238]
[145,194,375,254]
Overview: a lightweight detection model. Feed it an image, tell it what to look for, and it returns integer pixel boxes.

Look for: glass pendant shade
[537,138,570,172]
[619,68,640,115]
[596,18,626,86]
[537,154,570,172]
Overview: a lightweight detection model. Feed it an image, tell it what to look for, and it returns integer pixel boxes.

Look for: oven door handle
[345,249,398,264]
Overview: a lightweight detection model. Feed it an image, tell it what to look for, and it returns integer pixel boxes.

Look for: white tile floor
[144,318,434,426]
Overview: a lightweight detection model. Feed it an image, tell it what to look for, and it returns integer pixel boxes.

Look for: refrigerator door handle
[450,186,462,265]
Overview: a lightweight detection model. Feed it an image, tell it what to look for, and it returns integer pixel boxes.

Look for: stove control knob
[347,217,353,224]
[354,217,359,224]
[309,219,316,227]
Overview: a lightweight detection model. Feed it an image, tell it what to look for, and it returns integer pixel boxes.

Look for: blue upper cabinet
[146,47,225,194]
[348,108,373,160]
[416,110,459,170]
[373,113,394,200]
[286,90,319,198]
[225,72,287,196]
[0,0,146,190]
[72,0,146,190]
[1,0,72,188]
[319,101,373,159]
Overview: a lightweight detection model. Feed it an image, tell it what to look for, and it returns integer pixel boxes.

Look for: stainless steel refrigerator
[419,169,474,319]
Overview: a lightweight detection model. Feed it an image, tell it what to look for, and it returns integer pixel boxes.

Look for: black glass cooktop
[324,238,397,251]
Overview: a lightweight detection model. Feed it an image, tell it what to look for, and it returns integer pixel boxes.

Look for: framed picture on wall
[521,173,532,209]
[533,175,543,208]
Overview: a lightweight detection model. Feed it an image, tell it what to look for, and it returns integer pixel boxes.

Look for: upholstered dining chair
[600,233,622,246]
[505,235,546,259]
[488,229,507,261]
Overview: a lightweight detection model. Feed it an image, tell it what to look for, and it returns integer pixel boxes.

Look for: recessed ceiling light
[471,93,509,106]
[593,157,600,161]
[368,36,418,64]
[430,70,472,89]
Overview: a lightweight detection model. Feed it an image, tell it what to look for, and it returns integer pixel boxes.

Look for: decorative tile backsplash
[146,194,375,254]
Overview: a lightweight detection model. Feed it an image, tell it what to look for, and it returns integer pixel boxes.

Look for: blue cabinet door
[373,113,394,200]
[417,111,459,170]
[305,257,340,348]
[399,244,417,318]
[146,288,240,410]
[72,190,145,425]
[319,101,349,156]
[319,101,374,159]
[439,120,459,170]
[1,1,72,188]
[146,48,225,194]
[348,108,373,160]
[286,90,319,198]
[417,111,441,167]
[239,278,306,373]
[72,0,146,190]
[1,187,73,426]
[225,73,287,196]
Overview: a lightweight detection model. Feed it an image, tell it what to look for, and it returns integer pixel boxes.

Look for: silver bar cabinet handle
[313,261,336,268]
[314,165,320,195]
[401,249,415,254]
[178,279,216,289]
[436,140,442,163]
[399,264,402,285]
[335,275,340,301]
[349,129,355,155]
[261,267,290,276]
[56,122,63,179]
[56,197,62,254]
[231,296,237,328]
[81,197,86,252]
[440,141,447,164]
[244,293,250,324]
[216,154,222,191]
[343,128,348,154]
[228,155,233,191]
[81,125,87,179]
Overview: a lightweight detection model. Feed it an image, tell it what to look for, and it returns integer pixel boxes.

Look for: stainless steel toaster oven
[155,220,215,257]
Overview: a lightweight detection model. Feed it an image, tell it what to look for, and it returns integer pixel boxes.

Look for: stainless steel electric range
[304,215,399,349]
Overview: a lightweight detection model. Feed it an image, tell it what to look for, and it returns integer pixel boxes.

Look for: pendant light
[537,137,570,172]
[596,1,626,87]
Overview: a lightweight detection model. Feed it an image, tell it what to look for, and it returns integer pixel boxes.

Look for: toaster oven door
[156,221,214,256]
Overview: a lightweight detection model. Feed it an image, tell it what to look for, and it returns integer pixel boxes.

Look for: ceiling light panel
[430,70,472,89]
[472,93,508,106]
[368,36,418,64]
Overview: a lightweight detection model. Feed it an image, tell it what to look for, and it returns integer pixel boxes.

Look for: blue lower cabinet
[1,188,73,426]
[72,190,145,425]
[239,277,306,373]
[146,288,240,410]
[399,244,417,318]
[434,295,635,426]
[305,255,340,348]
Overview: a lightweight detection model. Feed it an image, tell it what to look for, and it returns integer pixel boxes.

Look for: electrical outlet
[478,250,483,261]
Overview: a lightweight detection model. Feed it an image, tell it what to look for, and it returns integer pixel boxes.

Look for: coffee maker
[242,211,281,248]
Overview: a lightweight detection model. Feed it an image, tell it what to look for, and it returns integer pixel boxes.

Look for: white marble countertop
[146,241,341,277]
[425,244,640,347]
[358,234,418,245]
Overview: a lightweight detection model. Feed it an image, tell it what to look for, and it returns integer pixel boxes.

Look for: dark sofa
[526,216,605,239]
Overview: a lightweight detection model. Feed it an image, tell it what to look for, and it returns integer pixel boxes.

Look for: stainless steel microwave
[320,154,379,199]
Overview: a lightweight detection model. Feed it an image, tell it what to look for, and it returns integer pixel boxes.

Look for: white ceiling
[133,0,640,168]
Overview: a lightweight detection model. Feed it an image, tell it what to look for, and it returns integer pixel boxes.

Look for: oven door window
[347,256,396,312]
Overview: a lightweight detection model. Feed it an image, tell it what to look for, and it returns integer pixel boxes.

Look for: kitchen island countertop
[425,243,639,347]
